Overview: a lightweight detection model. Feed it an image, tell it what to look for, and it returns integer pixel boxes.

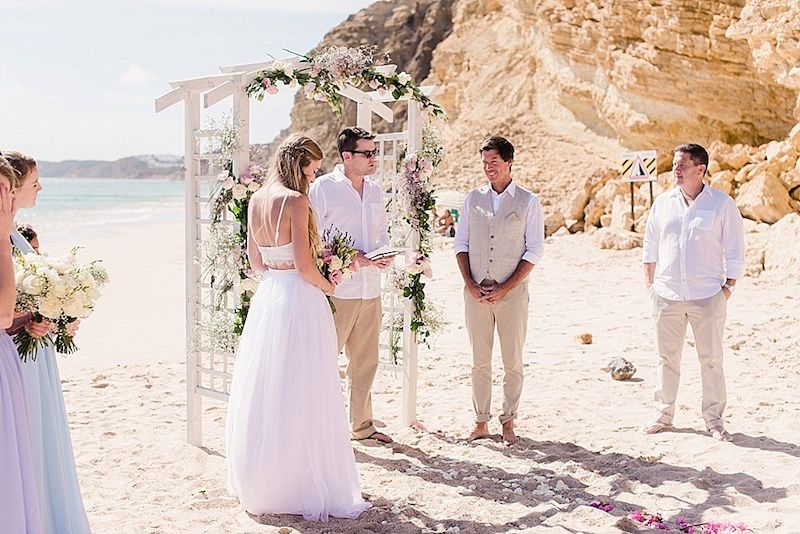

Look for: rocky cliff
[275,0,800,270]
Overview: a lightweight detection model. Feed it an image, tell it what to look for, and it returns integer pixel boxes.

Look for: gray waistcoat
[467,186,531,284]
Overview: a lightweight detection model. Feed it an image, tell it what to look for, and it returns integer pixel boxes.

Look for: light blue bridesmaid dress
[12,229,91,533]
[0,330,44,533]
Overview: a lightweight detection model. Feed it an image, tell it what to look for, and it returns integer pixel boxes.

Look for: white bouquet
[13,248,109,360]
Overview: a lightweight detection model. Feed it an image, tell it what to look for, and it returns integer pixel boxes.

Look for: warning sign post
[620,150,657,224]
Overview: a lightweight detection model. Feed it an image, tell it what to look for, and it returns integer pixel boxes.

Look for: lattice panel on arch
[191,131,238,401]
[374,131,409,371]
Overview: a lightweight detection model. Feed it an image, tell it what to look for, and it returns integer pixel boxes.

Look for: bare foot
[502,421,520,445]
[465,422,490,442]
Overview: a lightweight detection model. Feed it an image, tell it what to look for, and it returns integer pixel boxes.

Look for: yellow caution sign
[621,150,657,182]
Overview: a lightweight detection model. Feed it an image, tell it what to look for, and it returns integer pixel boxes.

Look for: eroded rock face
[426,0,799,211]
[267,0,800,245]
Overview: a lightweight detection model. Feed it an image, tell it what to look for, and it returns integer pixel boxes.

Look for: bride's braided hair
[270,135,324,258]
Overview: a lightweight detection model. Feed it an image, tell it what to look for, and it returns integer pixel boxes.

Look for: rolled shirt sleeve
[453,193,472,255]
[522,194,544,265]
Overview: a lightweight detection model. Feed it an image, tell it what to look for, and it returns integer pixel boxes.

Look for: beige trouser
[464,280,529,424]
[651,288,728,429]
[330,296,381,439]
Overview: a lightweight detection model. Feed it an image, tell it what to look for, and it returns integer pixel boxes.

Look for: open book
[365,245,407,261]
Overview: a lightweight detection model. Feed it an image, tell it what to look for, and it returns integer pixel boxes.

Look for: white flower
[247,181,261,193]
[21,274,45,296]
[222,176,234,190]
[240,277,259,292]
[397,71,412,85]
[283,65,294,77]
[39,296,63,319]
[329,255,343,271]
[232,184,248,200]
[63,298,87,319]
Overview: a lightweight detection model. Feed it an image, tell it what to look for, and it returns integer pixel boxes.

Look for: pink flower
[261,78,272,88]
[221,176,234,190]
[240,173,252,185]
[267,84,279,95]
[368,79,380,90]
[324,253,333,263]
[329,270,343,284]
[628,511,645,522]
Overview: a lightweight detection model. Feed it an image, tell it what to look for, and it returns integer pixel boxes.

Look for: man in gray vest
[454,136,545,445]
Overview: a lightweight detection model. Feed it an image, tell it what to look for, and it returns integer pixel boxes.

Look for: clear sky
[0,0,376,161]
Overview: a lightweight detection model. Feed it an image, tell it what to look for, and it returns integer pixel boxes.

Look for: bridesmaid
[0,154,44,533]
[5,151,91,533]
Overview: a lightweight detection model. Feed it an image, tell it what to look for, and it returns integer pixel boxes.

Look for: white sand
[53,220,799,533]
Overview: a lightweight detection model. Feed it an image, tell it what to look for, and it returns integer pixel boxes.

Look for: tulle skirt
[226,270,371,521]
[0,332,44,533]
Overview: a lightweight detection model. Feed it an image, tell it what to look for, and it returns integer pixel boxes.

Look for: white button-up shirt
[309,164,389,299]
[643,184,745,301]
[454,181,545,265]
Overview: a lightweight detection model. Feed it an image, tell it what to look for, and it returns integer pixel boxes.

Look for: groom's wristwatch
[723,282,735,294]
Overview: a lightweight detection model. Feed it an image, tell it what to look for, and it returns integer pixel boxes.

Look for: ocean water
[16,177,185,243]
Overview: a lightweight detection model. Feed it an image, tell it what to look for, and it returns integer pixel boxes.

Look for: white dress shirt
[309,164,389,299]
[454,181,545,265]
[643,184,745,301]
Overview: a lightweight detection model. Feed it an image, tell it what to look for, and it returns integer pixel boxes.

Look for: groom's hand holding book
[362,246,405,270]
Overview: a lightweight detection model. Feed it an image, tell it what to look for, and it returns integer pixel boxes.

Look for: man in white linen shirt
[454,136,544,445]
[642,143,744,442]
[309,127,394,444]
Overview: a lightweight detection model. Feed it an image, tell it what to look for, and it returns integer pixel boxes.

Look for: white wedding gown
[226,239,371,521]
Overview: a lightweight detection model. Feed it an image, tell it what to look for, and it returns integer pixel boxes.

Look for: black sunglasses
[348,149,378,158]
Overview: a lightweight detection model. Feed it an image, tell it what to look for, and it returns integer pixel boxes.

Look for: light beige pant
[330,296,381,439]
[650,288,728,428]
[464,280,529,424]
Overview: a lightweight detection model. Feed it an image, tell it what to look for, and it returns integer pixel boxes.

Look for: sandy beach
[54,219,799,533]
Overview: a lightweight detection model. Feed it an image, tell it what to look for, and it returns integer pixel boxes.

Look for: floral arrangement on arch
[388,123,446,351]
[192,118,264,355]
[246,45,444,119]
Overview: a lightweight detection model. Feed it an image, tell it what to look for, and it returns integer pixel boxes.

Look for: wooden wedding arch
[156,58,438,446]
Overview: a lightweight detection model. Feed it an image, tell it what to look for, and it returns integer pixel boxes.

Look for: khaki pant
[651,288,728,428]
[330,296,381,439]
[464,281,529,424]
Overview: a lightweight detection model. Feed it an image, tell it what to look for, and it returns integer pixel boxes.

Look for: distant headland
[38,154,183,179]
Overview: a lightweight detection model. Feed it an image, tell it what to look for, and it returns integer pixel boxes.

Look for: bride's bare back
[249,184,298,247]
[247,184,302,270]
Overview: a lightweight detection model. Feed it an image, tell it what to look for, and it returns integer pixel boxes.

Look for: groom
[309,127,393,444]
[454,136,544,445]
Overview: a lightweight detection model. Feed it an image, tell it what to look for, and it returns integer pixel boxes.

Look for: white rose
[232,184,248,200]
[397,71,412,85]
[329,255,343,271]
[247,181,261,193]
[284,65,294,77]
[21,275,45,296]
[39,296,63,319]
[240,278,259,292]
[49,279,68,298]
[63,299,86,319]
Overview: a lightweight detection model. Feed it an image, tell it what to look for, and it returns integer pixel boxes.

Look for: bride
[226,135,371,521]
